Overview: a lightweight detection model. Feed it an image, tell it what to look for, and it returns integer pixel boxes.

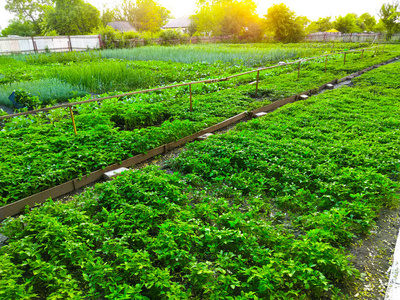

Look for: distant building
[107,21,136,32]
[162,17,191,34]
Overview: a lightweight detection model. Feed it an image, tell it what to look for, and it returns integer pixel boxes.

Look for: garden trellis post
[255,70,260,97]
[190,84,193,112]
[69,107,78,135]
[297,61,301,79]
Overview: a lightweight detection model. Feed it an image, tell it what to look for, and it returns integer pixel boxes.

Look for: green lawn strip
[2,60,398,299]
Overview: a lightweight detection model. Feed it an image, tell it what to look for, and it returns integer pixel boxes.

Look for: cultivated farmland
[0,42,399,299]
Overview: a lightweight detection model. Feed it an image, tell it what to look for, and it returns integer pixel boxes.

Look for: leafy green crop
[0,44,399,205]
[0,49,399,300]
[0,79,87,107]
[99,42,372,67]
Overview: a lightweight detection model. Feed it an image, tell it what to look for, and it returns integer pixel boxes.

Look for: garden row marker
[297,61,301,79]
[103,167,129,181]
[190,84,193,112]
[255,70,260,97]
[69,107,77,135]
[197,133,213,141]
[299,94,309,100]
[254,112,267,118]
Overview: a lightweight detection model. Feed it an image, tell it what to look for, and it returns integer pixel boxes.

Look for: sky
[0,0,388,31]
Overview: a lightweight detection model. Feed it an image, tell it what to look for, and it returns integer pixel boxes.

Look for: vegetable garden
[0,42,399,299]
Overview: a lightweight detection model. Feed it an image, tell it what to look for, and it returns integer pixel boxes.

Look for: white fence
[306,32,400,43]
[0,35,101,55]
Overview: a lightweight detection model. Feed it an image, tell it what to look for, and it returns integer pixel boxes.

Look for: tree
[188,16,199,36]
[379,1,400,40]
[1,19,36,36]
[113,0,171,32]
[358,13,377,32]
[101,6,117,27]
[5,0,54,34]
[306,17,332,34]
[333,14,361,33]
[193,0,260,37]
[43,0,101,35]
[193,2,224,36]
[374,19,387,32]
[264,3,307,42]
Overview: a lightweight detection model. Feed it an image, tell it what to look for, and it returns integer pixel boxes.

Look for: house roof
[162,17,191,29]
[107,21,136,32]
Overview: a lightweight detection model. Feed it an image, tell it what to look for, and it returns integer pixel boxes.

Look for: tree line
[2,0,400,42]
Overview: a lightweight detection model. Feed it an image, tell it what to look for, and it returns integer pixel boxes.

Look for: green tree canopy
[113,0,171,32]
[1,19,36,36]
[264,3,308,42]
[193,0,260,37]
[306,17,332,34]
[5,0,54,34]
[100,6,117,28]
[379,1,400,39]
[43,0,101,35]
[358,13,377,32]
[333,14,362,33]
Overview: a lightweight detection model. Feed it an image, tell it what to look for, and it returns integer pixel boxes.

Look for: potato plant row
[0,46,399,206]
[1,60,399,299]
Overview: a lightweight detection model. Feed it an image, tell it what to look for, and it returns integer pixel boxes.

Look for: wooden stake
[343,52,347,65]
[374,47,377,56]
[68,36,73,51]
[361,49,364,60]
[69,107,77,135]
[297,61,301,79]
[324,56,327,73]
[189,84,193,112]
[382,44,385,53]
[255,70,260,97]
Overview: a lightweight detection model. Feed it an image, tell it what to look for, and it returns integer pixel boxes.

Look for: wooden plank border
[0,113,248,220]
[0,181,75,220]
[1,54,398,220]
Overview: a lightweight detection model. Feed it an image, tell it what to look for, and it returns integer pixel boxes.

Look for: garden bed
[0,53,399,299]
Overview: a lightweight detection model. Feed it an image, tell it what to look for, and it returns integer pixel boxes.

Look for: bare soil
[344,207,400,299]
